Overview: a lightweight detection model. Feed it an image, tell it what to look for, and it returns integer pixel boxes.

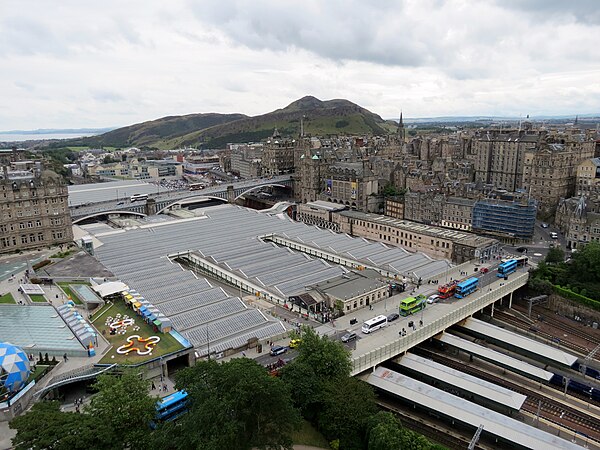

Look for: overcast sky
[2,0,600,130]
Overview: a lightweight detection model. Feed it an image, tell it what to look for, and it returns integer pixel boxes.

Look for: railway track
[415,347,600,442]
[512,304,600,349]
[493,310,591,355]
[377,398,479,450]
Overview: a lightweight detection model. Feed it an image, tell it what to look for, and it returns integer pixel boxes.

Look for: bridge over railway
[348,271,529,375]
[70,175,293,222]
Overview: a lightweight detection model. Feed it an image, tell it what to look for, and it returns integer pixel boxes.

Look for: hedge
[554,285,600,311]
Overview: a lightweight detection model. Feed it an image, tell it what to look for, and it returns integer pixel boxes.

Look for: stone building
[556,196,600,250]
[0,164,73,254]
[0,148,26,165]
[331,210,498,263]
[296,200,346,231]
[575,157,600,198]
[522,136,595,213]
[384,197,404,219]
[261,130,296,176]
[323,162,381,212]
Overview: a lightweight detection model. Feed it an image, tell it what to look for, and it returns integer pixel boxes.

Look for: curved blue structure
[0,342,31,393]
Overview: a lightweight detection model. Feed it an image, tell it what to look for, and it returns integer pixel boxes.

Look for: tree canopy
[163,358,300,450]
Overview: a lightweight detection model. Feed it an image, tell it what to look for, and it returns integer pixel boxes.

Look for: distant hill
[66,96,395,149]
[75,113,248,148]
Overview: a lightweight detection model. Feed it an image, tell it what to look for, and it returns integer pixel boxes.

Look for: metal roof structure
[436,332,554,382]
[68,180,160,207]
[459,317,578,368]
[92,205,453,354]
[367,366,581,450]
[397,353,527,411]
[0,305,88,357]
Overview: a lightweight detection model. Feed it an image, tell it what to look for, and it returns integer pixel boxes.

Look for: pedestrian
[419,320,423,327]
[63,353,68,362]
[151,381,156,390]
[242,351,246,357]
[158,384,162,392]
[163,383,167,391]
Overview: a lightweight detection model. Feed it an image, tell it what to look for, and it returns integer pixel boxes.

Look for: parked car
[341,332,357,343]
[270,345,288,356]
[426,294,440,304]
[550,232,559,239]
[541,223,549,228]
[387,313,400,322]
[479,267,489,274]
[289,339,301,348]
[516,247,527,253]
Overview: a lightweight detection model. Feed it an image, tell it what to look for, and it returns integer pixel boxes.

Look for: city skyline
[2,0,600,130]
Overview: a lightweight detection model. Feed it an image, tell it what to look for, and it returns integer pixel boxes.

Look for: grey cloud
[496,0,600,25]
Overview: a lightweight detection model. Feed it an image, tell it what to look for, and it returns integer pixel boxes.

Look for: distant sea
[0,132,98,142]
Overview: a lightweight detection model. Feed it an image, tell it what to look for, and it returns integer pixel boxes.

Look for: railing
[350,272,529,375]
[35,364,118,398]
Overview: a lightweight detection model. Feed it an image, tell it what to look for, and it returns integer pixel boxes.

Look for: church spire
[397,111,406,142]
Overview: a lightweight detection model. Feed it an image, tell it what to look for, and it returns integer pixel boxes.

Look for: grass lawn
[95,300,183,365]
[29,294,47,303]
[56,282,88,305]
[0,293,15,303]
[292,419,330,449]
[27,364,50,383]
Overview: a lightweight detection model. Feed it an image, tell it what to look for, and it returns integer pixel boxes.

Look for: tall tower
[397,111,406,142]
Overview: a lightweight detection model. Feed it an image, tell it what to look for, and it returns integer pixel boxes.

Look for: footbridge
[349,271,529,375]
[70,175,293,222]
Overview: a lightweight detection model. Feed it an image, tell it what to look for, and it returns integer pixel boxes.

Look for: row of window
[2,207,66,220]
[345,289,386,311]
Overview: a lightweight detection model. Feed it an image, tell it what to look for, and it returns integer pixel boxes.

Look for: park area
[93,299,183,365]
[0,293,15,303]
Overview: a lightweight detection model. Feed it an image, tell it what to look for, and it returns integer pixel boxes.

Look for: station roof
[367,366,581,450]
[460,317,578,368]
[0,305,87,356]
[92,205,456,354]
[397,353,526,411]
[68,180,159,207]
[436,332,554,382]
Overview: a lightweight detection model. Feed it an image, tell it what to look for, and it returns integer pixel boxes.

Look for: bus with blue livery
[454,277,479,299]
[399,295,427,316]
[497,259,518,277]
[151,390,189,428]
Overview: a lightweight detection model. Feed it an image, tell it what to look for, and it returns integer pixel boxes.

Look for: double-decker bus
[399,295,426,316]
[362,315,388,334]
[454,277,479,299]
[497,259,518,277]
[151,390,189,428]
[437,281,457,299]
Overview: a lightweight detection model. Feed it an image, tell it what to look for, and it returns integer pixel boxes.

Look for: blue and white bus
[151,390,189,428]
[362,315,388,334]
[454,277,479,299]
[497,259,518,277]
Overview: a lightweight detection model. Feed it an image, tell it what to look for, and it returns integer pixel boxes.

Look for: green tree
[87,370,156,450]
[317,377,377,450]
[10,401,114,450]
[166,358,300,450]
[292,326,351,379]
[570,241,600,284]
[280,359,322,420]
[545,247,565,264]
[367,412,405,450]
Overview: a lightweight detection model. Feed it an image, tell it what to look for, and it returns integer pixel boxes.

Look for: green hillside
[61,96,396,150]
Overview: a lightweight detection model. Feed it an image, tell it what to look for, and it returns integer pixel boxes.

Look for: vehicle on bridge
[454,277,479,299]
[130,193,149,202]
[362,315,388,334]
[151,390,188,428]
[189,183,206,191]
[399,295,426,316]
[437,280,457,299]
[497,259,518,277]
